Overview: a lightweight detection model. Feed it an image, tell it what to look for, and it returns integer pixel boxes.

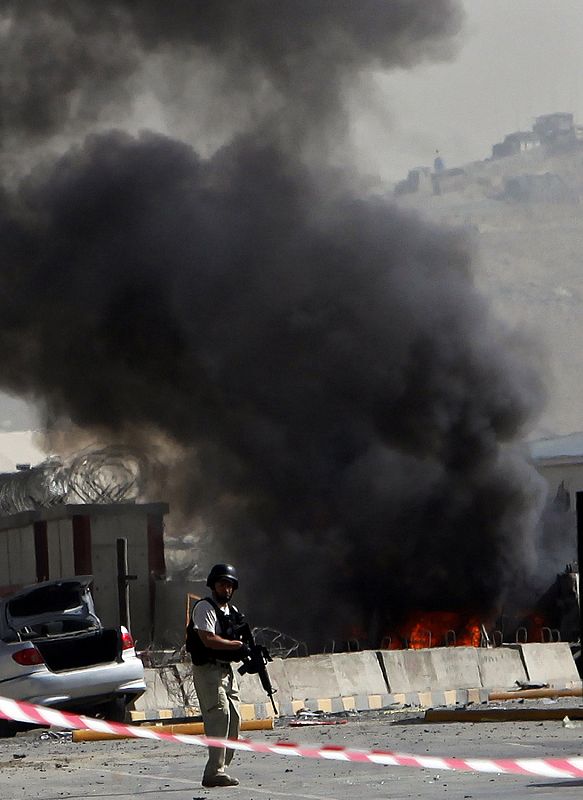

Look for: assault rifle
[234,622,278,716]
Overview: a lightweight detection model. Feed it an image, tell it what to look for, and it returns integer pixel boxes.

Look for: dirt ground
[1,703,583,799]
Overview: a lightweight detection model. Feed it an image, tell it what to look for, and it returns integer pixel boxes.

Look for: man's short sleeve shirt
[192,599,232,634]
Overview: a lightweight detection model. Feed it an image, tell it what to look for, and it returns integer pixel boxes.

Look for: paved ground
[1,705,583,799]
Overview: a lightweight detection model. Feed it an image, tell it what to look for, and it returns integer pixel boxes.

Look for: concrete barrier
[379,647,481,693]
[133,668,171,713]
[278,654,341,702]
[378,648,438,693]
[430,647,482,690]
[511,642,580,688]
[132,666,198,720]
[238,658,291,705]
[477,647,527,690]
[330,651,388,696]
[133,643,580,721]
[240,652,394,716]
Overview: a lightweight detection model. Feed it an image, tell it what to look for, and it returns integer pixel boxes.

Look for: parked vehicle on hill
[0,576,145,736]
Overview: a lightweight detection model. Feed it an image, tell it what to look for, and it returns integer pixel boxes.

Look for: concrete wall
[0,526,35,590]
[132,643,581,721]
[91,511,152,647]
[46,518,75,578]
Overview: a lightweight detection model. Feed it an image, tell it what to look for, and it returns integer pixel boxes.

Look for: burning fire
[384,611,483,650]
[342,607,556,651]
[380,610,555,650]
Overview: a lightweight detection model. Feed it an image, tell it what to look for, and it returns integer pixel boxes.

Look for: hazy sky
[353,0,583,183]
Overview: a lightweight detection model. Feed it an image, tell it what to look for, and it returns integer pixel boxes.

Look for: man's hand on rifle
[238,642,252,660]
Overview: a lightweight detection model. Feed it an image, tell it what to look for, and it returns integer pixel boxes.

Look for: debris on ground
[39,731,73,742]
[516,681,549,690]
[288,708,350,726]
[563,716,583,729]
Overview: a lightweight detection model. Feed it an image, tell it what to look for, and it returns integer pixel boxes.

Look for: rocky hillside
[393,146,583,438]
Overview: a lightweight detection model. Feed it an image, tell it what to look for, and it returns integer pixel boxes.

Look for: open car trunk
[2,577,122,671]
[34,628,122,672]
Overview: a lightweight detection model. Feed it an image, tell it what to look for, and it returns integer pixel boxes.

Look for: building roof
[528,432,583,464]
[505,131,539,142]
[0,502,170,532]
[535,112,573,122]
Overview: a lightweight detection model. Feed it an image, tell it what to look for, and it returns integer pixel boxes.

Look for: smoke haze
[0,1,548,643]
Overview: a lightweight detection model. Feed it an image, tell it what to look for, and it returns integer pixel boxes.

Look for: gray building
[0,502,168,649]
[528,432,583,511]
[492,131,540,159]
[533,113,575,150]
[528,433,583,579]
[394,166,433,196]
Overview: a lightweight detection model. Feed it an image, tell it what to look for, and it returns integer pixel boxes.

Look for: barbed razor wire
[0,445,145,514]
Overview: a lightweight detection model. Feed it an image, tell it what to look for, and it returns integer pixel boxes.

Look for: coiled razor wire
[252,627,309,659]
[67,447,142,504]
[0,446,145,514]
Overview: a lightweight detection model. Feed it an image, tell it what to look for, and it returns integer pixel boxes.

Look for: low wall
[477,648,527,689]
[131,642,579,721]
[237,651,393,717]
[330,651,388,697]
[510,642,580,688]
[132,665,198,720]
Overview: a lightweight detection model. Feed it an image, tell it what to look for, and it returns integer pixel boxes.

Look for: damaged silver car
[0,576,146,736]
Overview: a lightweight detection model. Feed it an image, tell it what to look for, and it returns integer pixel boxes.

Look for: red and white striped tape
[1,695,582,779]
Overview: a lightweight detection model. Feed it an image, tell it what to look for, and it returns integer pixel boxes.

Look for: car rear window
[8,584,83,617]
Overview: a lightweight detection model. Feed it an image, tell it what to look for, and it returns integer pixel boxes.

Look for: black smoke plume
[1,1,462,147]
[0,2,548,645]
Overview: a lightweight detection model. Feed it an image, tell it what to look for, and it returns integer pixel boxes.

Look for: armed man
[186,563,247,788]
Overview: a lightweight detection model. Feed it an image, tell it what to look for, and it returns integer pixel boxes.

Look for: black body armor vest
[186,597,245,666]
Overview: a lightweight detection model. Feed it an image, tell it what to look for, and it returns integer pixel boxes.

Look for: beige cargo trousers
[192,661,241,779]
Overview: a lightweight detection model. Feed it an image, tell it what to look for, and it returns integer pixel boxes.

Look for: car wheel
[99,696,127,723]
[0,720,18,738]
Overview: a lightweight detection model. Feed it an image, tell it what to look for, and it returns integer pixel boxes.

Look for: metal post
[117,538,137,633]
[575,493,583,658]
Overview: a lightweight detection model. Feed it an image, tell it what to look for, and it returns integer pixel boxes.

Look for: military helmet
[206,563,239,589]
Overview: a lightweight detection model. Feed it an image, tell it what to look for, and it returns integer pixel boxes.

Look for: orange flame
[384,611,483,649]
